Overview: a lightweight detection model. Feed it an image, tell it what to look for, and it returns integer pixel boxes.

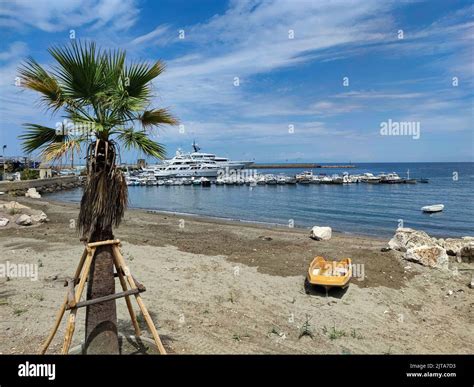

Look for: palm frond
[138,108,179,129]
[19,124,66,154]
[124,60,166,103]
[117,128,166,159]
[48,41,106,103]
[43,138,84,162]
[17,58,63,111]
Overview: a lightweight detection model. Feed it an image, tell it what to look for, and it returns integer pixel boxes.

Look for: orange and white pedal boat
[305,256,352,295]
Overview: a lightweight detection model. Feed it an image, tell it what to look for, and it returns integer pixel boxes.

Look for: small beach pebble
[447,290,453,296]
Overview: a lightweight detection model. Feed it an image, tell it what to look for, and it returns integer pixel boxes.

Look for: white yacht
[379,172,403,184]
[143,153,220,178]
[188,141,253,169]
[361,173,381,184]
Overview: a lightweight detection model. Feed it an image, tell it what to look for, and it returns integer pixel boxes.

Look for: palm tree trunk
[84,228,120,354]
[79,139,126,354]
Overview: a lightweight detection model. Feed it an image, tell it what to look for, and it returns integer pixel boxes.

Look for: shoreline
[41,194,458,240]
[44,195,391,240]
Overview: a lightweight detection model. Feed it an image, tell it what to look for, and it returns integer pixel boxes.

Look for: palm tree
[18,41,178,353]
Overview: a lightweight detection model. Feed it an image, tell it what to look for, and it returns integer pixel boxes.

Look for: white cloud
[0,41,27,61]
[0,0,139,32]
[129,24,172,46]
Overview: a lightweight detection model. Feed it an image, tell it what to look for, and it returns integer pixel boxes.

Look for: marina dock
[249,163,356,169]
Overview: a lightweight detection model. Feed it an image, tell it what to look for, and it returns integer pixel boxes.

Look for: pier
[249,163,356,169]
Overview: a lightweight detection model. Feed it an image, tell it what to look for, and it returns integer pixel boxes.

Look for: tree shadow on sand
[117,309,174,354]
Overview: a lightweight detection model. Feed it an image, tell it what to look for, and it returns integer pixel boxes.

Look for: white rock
[15,214,32,226]
[25,188,41,199]
[310,226,332,241]
[0,217,9,227]
[441,238,466,256]
[0,201,29,210]
[31,212,48,223]
[404,245,448,269]
[388,228,435,252]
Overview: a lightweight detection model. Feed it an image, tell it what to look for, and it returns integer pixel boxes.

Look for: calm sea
[46,162,474,238]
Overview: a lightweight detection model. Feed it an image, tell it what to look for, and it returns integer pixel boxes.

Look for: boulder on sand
[459,242,474,263]
[15,214,33,226]
[437,238,466,256]
[0,201,30,211]
[31,211,48,223]
[404,245,448,269]
[25,187,41,199]
[0,217,9,227]
[388,228,435,252]
[310,226,332,241]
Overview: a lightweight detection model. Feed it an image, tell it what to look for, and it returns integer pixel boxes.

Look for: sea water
[46,162,473,238]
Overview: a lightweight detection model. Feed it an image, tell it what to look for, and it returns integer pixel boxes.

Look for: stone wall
[0,176,83,196]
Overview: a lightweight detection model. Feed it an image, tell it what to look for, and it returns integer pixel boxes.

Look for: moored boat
[421,204,444,213]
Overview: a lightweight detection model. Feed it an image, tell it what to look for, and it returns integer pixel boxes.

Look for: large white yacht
[187,141,253,169]
[142,142,253,179]
[142,156,220,178]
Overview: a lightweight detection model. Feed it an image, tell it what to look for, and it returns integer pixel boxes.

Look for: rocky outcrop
[387,228,473,268]
[459,242,474,263]
[388,228,435,252]
[0,200,49,228]
[31,211,48,223]
[436,237,472,256]
[15,214,33,226]
[310,226,332,241]
[0,176,83,197]
[0,201,30,211]
[404,245,448,269]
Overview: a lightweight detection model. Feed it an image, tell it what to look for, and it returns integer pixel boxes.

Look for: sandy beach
[0,196,472,354]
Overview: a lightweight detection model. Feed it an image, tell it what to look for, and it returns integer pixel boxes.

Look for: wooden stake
[41,240,165,355]
[87,239,120,248]
[61,248,94,354]
[112,253,141,337]
[112,245,167,355]
[66,288,141,310]
[39,247,88,354]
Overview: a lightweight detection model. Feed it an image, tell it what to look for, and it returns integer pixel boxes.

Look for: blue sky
[0,0,472,163]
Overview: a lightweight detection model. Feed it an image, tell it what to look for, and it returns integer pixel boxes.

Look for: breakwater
[0,176,83,196]
[249,163,355,169]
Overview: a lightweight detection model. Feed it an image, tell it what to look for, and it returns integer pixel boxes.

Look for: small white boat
[421,204,444,213]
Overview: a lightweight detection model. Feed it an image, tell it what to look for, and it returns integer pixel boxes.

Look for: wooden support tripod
[40,239,166,355]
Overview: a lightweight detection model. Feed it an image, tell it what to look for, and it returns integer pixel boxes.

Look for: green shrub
[20,169,40,180]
